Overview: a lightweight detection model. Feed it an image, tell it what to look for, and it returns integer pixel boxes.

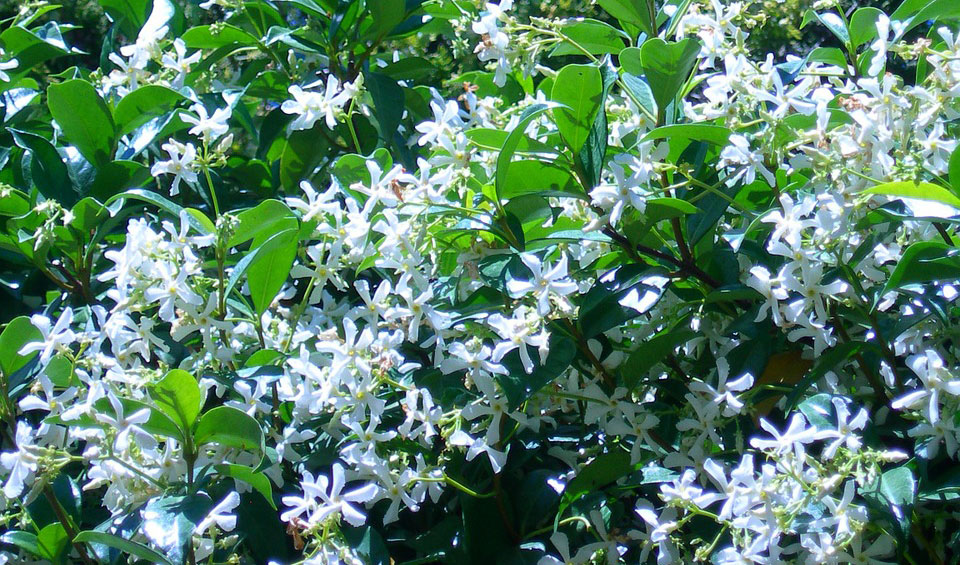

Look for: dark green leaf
[885,241,960,292]
[496,332,576,409]
[366,72,405,142]
[74,531,173,565]
[8,128,75,205]
[47,79,116,168]
[113,85,187,136]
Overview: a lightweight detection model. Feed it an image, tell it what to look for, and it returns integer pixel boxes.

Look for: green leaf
[74,531,173,565]
[36,523,69,564]
[598,0,656,37]
[578,61,618,189]
[862,466,916,541]
[113,85,187,136]
[618,46,644,76]
[0,531,41,558]
[579,264,665,338]
[641,123,732,146]
[105,189,214,234]
[247,226,299,315]
[550,19,628,56]
[801,10,850,45]
[195,406,264,452]
[0,315,43,378]
[99,0,150,37]
[558,450,632,514]
[223,228,298,309]
[151,369,203,434]
[499,160,584,200]
[215,464,276,509]
[849,7,884,47]
[8,128,75,206]
[638,38,701,121]
[229,199,298,247]
[47,79,116,168]
[182,24,259,48]
[808,46,848,68]
[863,180,960,209]
[90,160,150,200]
[367,0,406,38]
[279,124,328,190]
[140,494,211,564]
[366,72,405,143]
[465,128,558,156]
[496,332,576,409]
[884,241,960,292]
[621,327,696,390]
[495,103,557,203]
[949,146,960,194]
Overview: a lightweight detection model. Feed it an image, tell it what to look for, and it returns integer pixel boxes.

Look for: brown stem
[43,485,96,565]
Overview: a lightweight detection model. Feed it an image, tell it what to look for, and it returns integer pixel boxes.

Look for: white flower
[19,308,77,366]
[195,492,241,534]
[280,464,378,527]
[506,253,578,315]
[183,103,232,143]
[151,140,198,196]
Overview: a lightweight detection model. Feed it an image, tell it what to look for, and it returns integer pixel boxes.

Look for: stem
[346,98,362,153]
[202,162,220,218]
[43,484,96,565]
[436,474,496,498]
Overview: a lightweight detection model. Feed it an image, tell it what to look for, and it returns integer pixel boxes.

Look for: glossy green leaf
[228,199,299,247]
[550,19,628,56]
[496,332,577,409]
[598,0,656,37]
[105,189,213,234]
[622,327,696,390]
[140,494,211,564]
[247,225,298,315]
[559,450,632,513]
[47,79,116,168]
[499,160,584,200]
[89,160,150,200]
[182,24,259,49]
[0,315,43,378]
[578,61,618,189]
[949,146,960,194]
[0,531,41,558]
[36,523,69,563]
[113,85,187,136]
[641,123,732,146]
[495,103,557,203]
[366,72,405,142]
[885,241,960,292]
[863,180,960,209]
[74,531,174,565]
[801,10,850,44]
[224,227,298,309]
[151,369,203,433]
[195,406,264,452]
[215,464,276,509]
[8,128,75,205]
[638,37,701,120]
[849,7,884,47]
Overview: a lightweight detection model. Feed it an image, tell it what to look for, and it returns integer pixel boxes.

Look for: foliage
[1,0,960,564]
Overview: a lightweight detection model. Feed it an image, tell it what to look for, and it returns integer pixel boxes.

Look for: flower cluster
[1,0,959,563]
